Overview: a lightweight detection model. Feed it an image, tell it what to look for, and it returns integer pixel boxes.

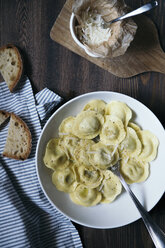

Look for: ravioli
[120,156,149,184]
[100,170,122,203]
[72,110,104,139]
[88,142,119,170]
[76,164,103,188]
[128,122,141,132]
[43,138,68,170]
[59,135,80,161]
[105,101,132,127]
[137,130,159,162]
[100,115,126,145]
[43,99,159,207]
[119,127,142,157]
[83,99,106,115]
[59,116,75,135]
[70,185,102,207]
[74,139,94,165]
[52,164,78,193]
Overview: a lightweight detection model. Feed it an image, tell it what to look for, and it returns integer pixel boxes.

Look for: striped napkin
[0,78,82,248]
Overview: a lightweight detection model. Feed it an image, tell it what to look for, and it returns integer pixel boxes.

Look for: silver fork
[110,161,165,248]
[102,1,158,29]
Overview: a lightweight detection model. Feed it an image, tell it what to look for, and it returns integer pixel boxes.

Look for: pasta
[105,101,132,127]
[59,116,75,135]
[52,163,78,193]
[59,135,80,161]
[43,99,159,207]
[74,139,94,165]
[43,138,68,170]
[120,156,149,184]
[72,110,104,139]
[100,115,126,145]
[100,170,122,203]
[88,142,119,170]
[137,130,159,162]
[83,99,106,115]
[75,163,103,188]
[119,127,142,157]
[70,185,102,207]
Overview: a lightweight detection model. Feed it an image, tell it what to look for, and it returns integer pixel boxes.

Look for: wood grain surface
[0,1,165,248]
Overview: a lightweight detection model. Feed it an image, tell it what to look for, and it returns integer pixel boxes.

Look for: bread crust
[0,44,23,92]
[3,113,32,160]
[0,110,10,125]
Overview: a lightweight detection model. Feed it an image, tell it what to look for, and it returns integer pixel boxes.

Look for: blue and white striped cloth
[0,78,82,248]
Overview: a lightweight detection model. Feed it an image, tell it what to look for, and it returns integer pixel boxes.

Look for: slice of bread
[3,113,32,160]
[0,110,10,126]
[0,44,23,92]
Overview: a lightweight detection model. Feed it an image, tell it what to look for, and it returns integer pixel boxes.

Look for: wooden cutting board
[50,0,165,78]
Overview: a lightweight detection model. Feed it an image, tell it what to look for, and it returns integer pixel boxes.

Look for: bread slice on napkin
[0,44,23,92]
[0,110,10,126]
[3,113,32,160]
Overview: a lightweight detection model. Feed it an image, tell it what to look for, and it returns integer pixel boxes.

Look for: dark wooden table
[0,0,165,247]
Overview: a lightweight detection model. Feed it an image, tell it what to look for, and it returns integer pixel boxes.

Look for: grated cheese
[111,144,118,156]
[77,8,111,46]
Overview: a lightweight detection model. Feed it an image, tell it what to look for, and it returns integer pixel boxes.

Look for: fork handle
[111,1,158,24]
[119,175,165,248]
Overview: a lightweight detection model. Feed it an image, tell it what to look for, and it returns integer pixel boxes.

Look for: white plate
[36,91,165,229]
